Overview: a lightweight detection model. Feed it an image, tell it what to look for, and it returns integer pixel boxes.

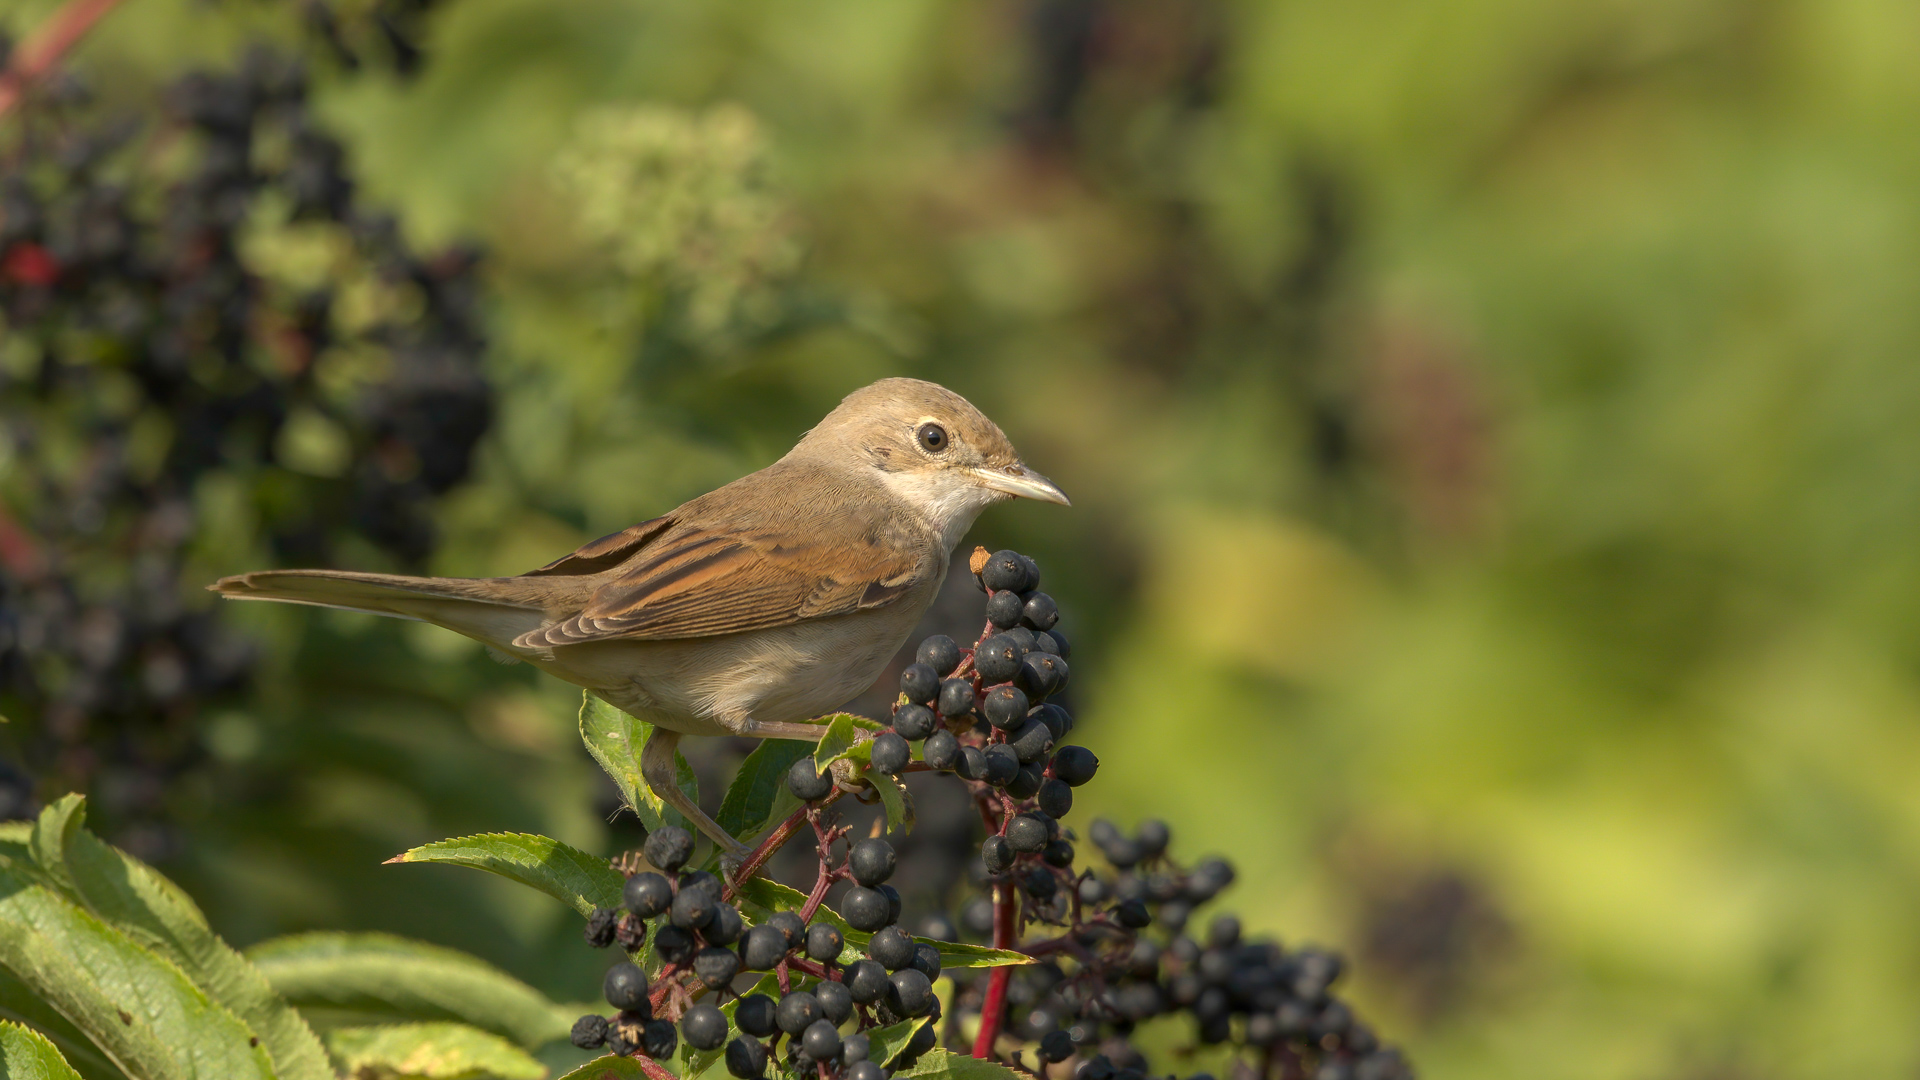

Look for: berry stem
[970,879,1019,1058]
[725,788,843,901]
[0,0,130,120]
[631,1054,678,1080]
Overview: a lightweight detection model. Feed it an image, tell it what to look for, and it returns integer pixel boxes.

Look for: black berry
[842,886,893,931]
[923,729,960,770]
[1011,718,1053,762]
[844,957,891,1004]
[1006,813,1050,853]
[848,1060,887,1080]
[603,962,649,1011]
[983,685,1029,730]
[624,872,673,919]
[981,549,1034,592]
[1020,591,1059,630]
[706,902,744,946]
[585,907,619,948]
[985,588,1025,628]
[1007,763,1044,799]
[900,662,939,705]
[682,1002,728,1050]
[693,945,741,988]
[870,731,910,775]
[1039,1030,1075,1062]
[1116,899,1152,928]
[671,883,717,930]
[1040,628,1071,658]
[788,757,833,801]
[916,634,962,677]
[1044,838,1076,868]
[1136,819,1170,857]
[768,911,807,948]
[841,1032,871,1064]
[888,968,935,1016]
[1016,652,1066,698]
[641,1017,678,1058]
[805,921,845,963]
[643,825,694,873]
[869,925,915,970]
[726,1037,768,1079]
[974,635,1022,684]
[816,978,853,1025]
[1037,778,1073,818]
[893,703,937,740]
[955,745,988,781]
[735,994,778,1037]
[981,834,1014,874]
[775,990,822,1034]
[572,1013,609,1049]
[1030,702,1072,740]
[1050,745,1099,786]
[738,924,788,971]
[911,942,942,981]
[982,743,1020,786]
[803,1018,842,1062]
[937,678,976,718]
[653,925,697,966]
[849,836,897,886]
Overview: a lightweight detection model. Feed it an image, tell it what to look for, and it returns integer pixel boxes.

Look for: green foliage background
[7,0,1920,1077]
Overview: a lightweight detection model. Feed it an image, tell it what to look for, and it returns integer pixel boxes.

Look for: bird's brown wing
[511,518,932,648]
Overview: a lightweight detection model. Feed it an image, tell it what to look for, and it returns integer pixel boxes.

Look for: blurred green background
[8,0,1920,1077]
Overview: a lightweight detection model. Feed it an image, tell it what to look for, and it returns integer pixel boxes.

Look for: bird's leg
[729,718,843,741]
[640,727,750,860]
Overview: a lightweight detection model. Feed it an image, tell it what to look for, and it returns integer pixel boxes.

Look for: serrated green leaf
[26,796,334,1080]
[813,715,860,771]
[391,832,623,917]
[864,1016,932,1068]
[245,931,572,1049]
[732,878,1030,970]
[863,769,913,834]
[579,693,698,835]
[324,1022,546,1079]
[0,855,277,1080]
[0,1020,85,1080]
[894,1048,1025,1080]
[715,741,811,842]
[0,966,122,1080]
[555,1056,652,1080]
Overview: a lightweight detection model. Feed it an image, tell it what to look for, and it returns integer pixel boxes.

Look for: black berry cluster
[0,24,488,840]
[574,819,942,1077]
[570,548,1411,1080]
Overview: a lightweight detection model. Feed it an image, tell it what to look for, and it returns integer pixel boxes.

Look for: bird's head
[796,377,1069,545]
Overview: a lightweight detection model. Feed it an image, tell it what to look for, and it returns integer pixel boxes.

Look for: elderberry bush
[0,21,489,843]
[543,547,1411,1080]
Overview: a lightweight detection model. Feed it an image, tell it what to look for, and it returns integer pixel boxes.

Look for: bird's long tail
[208,569,554,650]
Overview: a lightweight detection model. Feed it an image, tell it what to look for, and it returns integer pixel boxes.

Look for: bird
[209,377,1069,855]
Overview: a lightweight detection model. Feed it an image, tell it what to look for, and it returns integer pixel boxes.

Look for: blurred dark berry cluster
[570,550,1410,1080]
[0,20,487,844]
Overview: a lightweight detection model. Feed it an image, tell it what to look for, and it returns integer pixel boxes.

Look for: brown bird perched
[209,378,1068,854]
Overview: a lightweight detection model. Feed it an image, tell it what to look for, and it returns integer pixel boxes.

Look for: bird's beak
[970,463,1071,506]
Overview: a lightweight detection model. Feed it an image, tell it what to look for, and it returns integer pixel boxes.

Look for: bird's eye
[917,423,949,453]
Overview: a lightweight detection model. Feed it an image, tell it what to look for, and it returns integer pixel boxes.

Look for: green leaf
[554,1056,652,1080]
[579,693,699,835]
[245,931,572,1049]
[0,856,277,1080]
[390,832,624,917]
[894,1049,1026,1080]
[26,796,334,1080]
[715,741,810,842]
[324,1022,546,1079]
[864,1016,932,1068]
[863,768,913,834]
[0,966,122,1080]
[812,715,861,772]
[0,1020,85,1080]
[732,879,1030,970]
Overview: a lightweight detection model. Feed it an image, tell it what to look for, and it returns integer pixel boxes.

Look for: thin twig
[0,0,130,121]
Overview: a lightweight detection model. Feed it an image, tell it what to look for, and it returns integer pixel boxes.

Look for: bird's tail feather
[208,570,554,650]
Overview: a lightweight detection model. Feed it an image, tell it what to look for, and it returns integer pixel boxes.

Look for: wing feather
[512,519,933,648]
